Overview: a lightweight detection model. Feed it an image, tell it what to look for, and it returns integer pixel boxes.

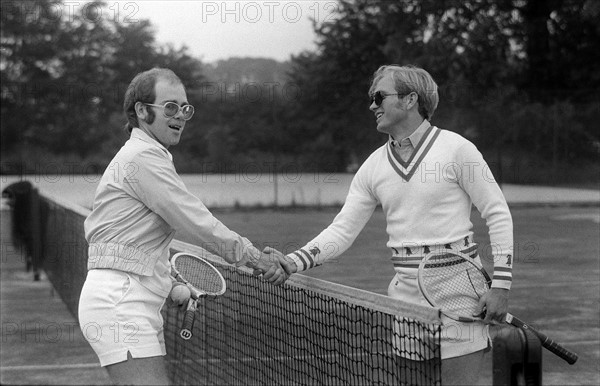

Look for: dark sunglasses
[370,91,400,107]
[145,102,195,120]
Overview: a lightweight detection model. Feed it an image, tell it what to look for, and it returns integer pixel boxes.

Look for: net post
[492,325,542,385]
[2,180,43,281]
[29,187,42,281]
[521,328,542,385]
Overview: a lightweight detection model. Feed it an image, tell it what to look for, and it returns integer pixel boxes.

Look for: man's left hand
[475,288,509,324]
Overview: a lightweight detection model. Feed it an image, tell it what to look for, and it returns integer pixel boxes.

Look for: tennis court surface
[1,185,598,385]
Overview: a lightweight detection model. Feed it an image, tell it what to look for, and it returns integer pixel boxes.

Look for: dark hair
[122,68,184,133]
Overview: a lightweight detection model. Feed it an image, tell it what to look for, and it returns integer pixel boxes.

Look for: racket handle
[506,313,578,365]
[537,333,579,365]
[180,299,196,340]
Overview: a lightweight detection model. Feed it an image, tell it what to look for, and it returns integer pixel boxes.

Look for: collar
[131,128,173,161]
[390,119,431,147]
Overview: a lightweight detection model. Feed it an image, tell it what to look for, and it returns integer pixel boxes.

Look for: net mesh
[37,194,442,385]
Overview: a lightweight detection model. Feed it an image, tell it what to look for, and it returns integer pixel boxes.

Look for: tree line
[2,0,599,184]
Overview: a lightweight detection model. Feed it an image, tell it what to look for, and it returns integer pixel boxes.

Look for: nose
[173,107,186,120]
[369,101,378,111]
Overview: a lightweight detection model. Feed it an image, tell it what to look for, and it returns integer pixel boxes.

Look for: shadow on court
[0,210,111,385]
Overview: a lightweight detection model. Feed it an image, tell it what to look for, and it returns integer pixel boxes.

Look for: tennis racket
[170,252,226,340]
[417,250,578,365]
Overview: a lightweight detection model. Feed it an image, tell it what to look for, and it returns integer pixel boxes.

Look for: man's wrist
[286,252,305,272]
[243,245,262,269]
[490,281,511,291]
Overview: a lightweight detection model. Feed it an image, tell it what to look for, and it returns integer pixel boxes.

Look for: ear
[405,93,418,110]
[134,102,147,121]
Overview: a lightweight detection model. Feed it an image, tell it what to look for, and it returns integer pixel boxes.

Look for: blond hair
[369,65,439,119]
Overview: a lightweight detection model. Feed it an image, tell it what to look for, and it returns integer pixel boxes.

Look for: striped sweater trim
[388,124,434,168]
[386,126,441,182]
[289,249,316,272]
[392,245,478,268]
[492,266,513,286]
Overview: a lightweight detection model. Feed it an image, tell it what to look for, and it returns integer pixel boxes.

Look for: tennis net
[37,192,442,385]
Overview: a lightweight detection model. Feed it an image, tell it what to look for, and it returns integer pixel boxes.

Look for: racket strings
[420,255,489,318]
[175,255,225,295]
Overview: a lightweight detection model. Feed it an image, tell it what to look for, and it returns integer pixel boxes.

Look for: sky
[105,1,329,63]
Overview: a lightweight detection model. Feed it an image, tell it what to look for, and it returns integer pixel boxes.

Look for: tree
[286,0,599,173]
[2,1,124,156]
[1,0,206,167]
[1,0,70,154]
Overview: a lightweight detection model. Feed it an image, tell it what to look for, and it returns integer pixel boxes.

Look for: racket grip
[180,301,196,340]
[535,331,579,365]
[507,314,578,365]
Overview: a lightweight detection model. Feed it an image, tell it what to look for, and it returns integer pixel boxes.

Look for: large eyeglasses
[370,91,400,107]
[145,102,195,120]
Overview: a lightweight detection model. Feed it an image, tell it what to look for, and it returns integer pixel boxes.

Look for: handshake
[251,246,297,286]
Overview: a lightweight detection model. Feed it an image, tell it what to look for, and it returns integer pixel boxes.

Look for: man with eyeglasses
[79,68,288,385]
[271,65,514,385]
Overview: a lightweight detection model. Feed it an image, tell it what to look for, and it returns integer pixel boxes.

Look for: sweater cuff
[287,248,317,272]
[490,264,513,290]
[491,279,512,290]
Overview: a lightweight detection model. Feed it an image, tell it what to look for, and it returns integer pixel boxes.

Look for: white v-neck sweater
[288,126,513,289]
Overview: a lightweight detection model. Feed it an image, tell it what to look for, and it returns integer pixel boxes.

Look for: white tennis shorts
[389,267,490,360]
[78,269,167,366]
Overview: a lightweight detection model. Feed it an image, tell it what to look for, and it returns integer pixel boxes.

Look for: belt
[391,237,478,269]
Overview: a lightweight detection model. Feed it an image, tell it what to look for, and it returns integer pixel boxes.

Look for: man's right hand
[263,246,297,275]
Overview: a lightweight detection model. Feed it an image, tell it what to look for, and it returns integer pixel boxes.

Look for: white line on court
[512,280,599,289]
[2,351,389,371]
[0,363,100,371]
[166,351,396,366]
[552,213,600,223]
[561,339,600,346]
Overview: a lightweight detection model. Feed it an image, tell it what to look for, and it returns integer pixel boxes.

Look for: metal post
[493,325,542,385]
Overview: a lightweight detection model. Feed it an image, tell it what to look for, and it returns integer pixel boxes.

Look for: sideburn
[143,109,156,125]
